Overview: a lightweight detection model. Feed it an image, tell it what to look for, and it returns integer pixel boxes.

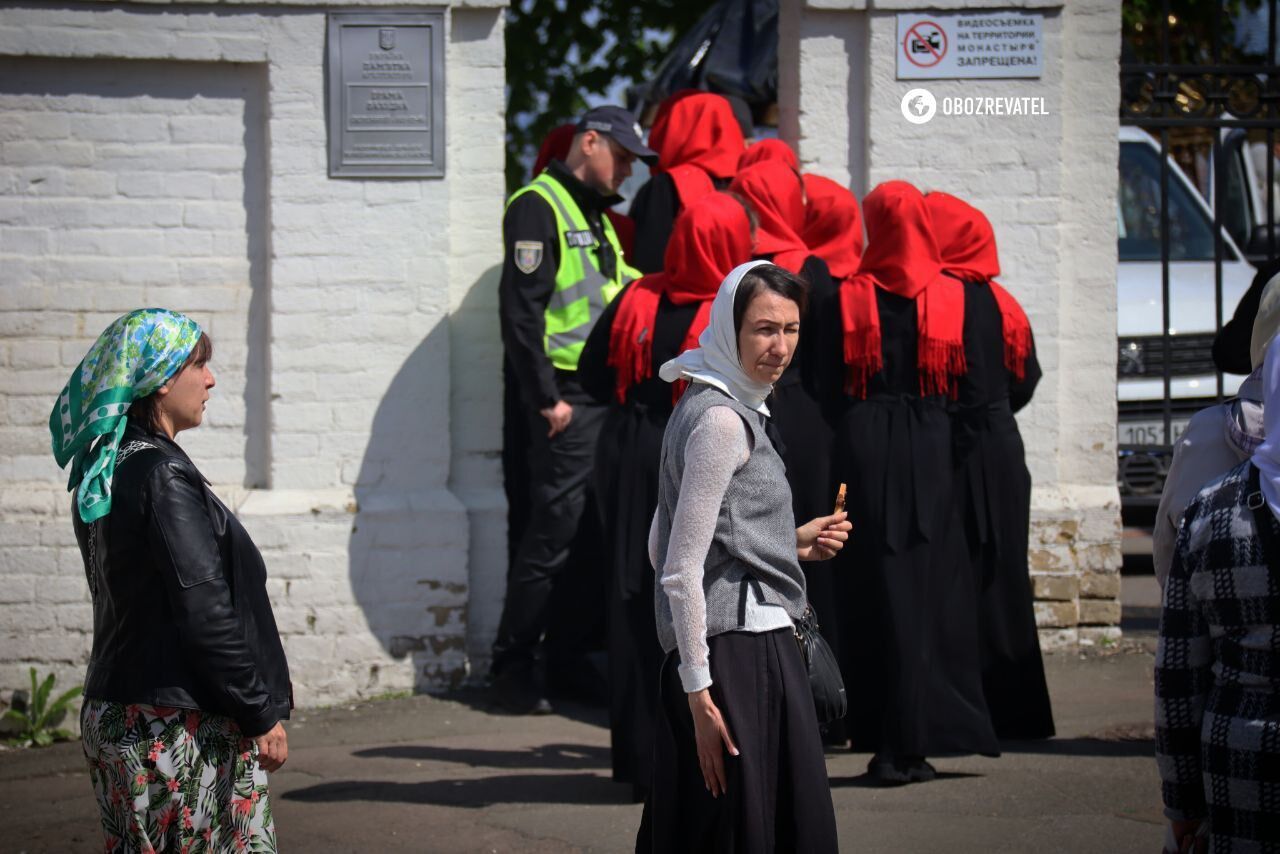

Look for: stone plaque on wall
[327,10,445,177]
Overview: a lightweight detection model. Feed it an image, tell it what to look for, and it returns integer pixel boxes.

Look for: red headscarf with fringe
[802,174,864,280]
[839,181,966,398]
[531,123,637,264]
[925,192,1032,381]
[607,193,754,403]
[739,138,799,172]
[649,92,746,208]
[729,160,809,274]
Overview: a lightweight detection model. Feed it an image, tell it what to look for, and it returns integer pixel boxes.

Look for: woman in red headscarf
[729,160,811,274]
[577,192,755,800]
[791,173,864,744]
[802,174,864,280]
[729,161,843,564]
[831,180,998,784]
[739,137,799,172]
[630,93,746,273]
[926,191,1053,742]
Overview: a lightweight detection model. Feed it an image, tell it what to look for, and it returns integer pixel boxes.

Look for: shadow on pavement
[435,687,611,729]
[829,771,984,788]
[280,772,627,807]
[1000,737,1155,758]
[352,742,610,770]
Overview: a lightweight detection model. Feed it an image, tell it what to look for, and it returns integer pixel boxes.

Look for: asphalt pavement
[4,579,1166,853]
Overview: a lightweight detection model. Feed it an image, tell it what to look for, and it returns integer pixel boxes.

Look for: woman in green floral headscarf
[54,310,292,854]
[51,308,204,523]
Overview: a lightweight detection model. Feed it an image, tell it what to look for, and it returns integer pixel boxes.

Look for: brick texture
[0,4,505,716]
[779,0,1125,648]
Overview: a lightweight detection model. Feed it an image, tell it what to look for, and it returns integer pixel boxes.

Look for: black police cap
[575,105,659,165]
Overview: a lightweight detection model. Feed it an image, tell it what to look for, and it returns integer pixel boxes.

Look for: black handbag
[793,606,847,724]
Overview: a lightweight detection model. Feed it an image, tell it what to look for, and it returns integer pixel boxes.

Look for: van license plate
[1118,419,1189,447]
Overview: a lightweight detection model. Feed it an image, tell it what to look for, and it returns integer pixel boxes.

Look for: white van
[1116,126,1254,506]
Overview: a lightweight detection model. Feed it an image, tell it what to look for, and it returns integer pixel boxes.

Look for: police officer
[493,106,657,713]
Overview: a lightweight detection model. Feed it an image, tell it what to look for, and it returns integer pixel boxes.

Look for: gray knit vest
[653,383,808,654]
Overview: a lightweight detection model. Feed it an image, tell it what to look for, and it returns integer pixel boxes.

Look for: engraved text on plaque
[327,10,445,178]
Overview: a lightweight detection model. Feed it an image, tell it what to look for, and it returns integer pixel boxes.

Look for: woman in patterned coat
[1156,333,1280,853]
[52,309,292,853]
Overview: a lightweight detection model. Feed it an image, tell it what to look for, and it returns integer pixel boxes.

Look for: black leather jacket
[74,423,291,736]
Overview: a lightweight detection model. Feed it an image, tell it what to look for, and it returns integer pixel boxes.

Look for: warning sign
[903,20,947,68]
[896,12,1042,80]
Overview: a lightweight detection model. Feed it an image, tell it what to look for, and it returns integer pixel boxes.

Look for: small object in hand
[833,483,847,515]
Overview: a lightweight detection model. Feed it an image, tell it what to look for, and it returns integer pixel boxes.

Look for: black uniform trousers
[491,387,608,676]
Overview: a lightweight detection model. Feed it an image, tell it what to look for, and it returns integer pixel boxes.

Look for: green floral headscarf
[50,309,203,523]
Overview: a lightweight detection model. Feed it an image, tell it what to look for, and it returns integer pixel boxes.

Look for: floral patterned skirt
[81,699,276,853]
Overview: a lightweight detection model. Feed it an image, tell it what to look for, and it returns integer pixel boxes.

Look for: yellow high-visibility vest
[506,171,640,370]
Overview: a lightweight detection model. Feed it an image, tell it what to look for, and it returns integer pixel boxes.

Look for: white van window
[1118,141,1219,262]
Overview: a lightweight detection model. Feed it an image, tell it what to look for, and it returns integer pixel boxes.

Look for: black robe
[578,283,701,795]
[953,277,1055,740]
[766,255,843,695]
[828,288,999,760]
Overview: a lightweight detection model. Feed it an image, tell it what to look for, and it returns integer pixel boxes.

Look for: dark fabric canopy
[629,0,778,120]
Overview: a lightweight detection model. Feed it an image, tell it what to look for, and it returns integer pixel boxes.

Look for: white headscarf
[1251,333,1280,519]
[659,260,776,415]
[1250,271,1280,370]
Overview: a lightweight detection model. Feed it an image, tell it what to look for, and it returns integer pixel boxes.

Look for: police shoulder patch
[514,240,543,274]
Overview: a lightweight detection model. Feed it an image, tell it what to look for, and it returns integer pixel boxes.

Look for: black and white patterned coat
[1155,460,1280,851]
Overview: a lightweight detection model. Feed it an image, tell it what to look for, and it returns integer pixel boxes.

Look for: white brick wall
[445,7,509,673]
[0,57,263,489]
[0,1,506,713]
[779,0,1123,644]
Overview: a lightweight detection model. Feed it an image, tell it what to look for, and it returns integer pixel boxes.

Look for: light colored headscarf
[50,309,203,523]
[659,260,776,415]
[1250,271,1280,370]
[1253,333,1280,519]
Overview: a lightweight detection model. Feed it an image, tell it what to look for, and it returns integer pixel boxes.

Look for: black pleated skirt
[637,629,839,854]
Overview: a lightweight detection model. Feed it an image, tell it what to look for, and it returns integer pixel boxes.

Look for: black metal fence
[1117,0,1280,508]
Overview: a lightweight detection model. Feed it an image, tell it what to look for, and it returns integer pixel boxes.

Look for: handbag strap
[1247,462,1280,565]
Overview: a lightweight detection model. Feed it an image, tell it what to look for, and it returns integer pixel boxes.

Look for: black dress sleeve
[629,173,680,275]
[147,462,278,737]
[578,283,628,405]
[500,192,563,411]
[1213,260,1280,375]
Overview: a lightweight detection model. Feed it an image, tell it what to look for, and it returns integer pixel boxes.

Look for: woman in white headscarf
[636,261,849,853]
[1155,332,1280,853]
[1153,275,1280,589]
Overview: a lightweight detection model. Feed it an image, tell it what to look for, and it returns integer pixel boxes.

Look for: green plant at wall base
[3,668,83,748]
